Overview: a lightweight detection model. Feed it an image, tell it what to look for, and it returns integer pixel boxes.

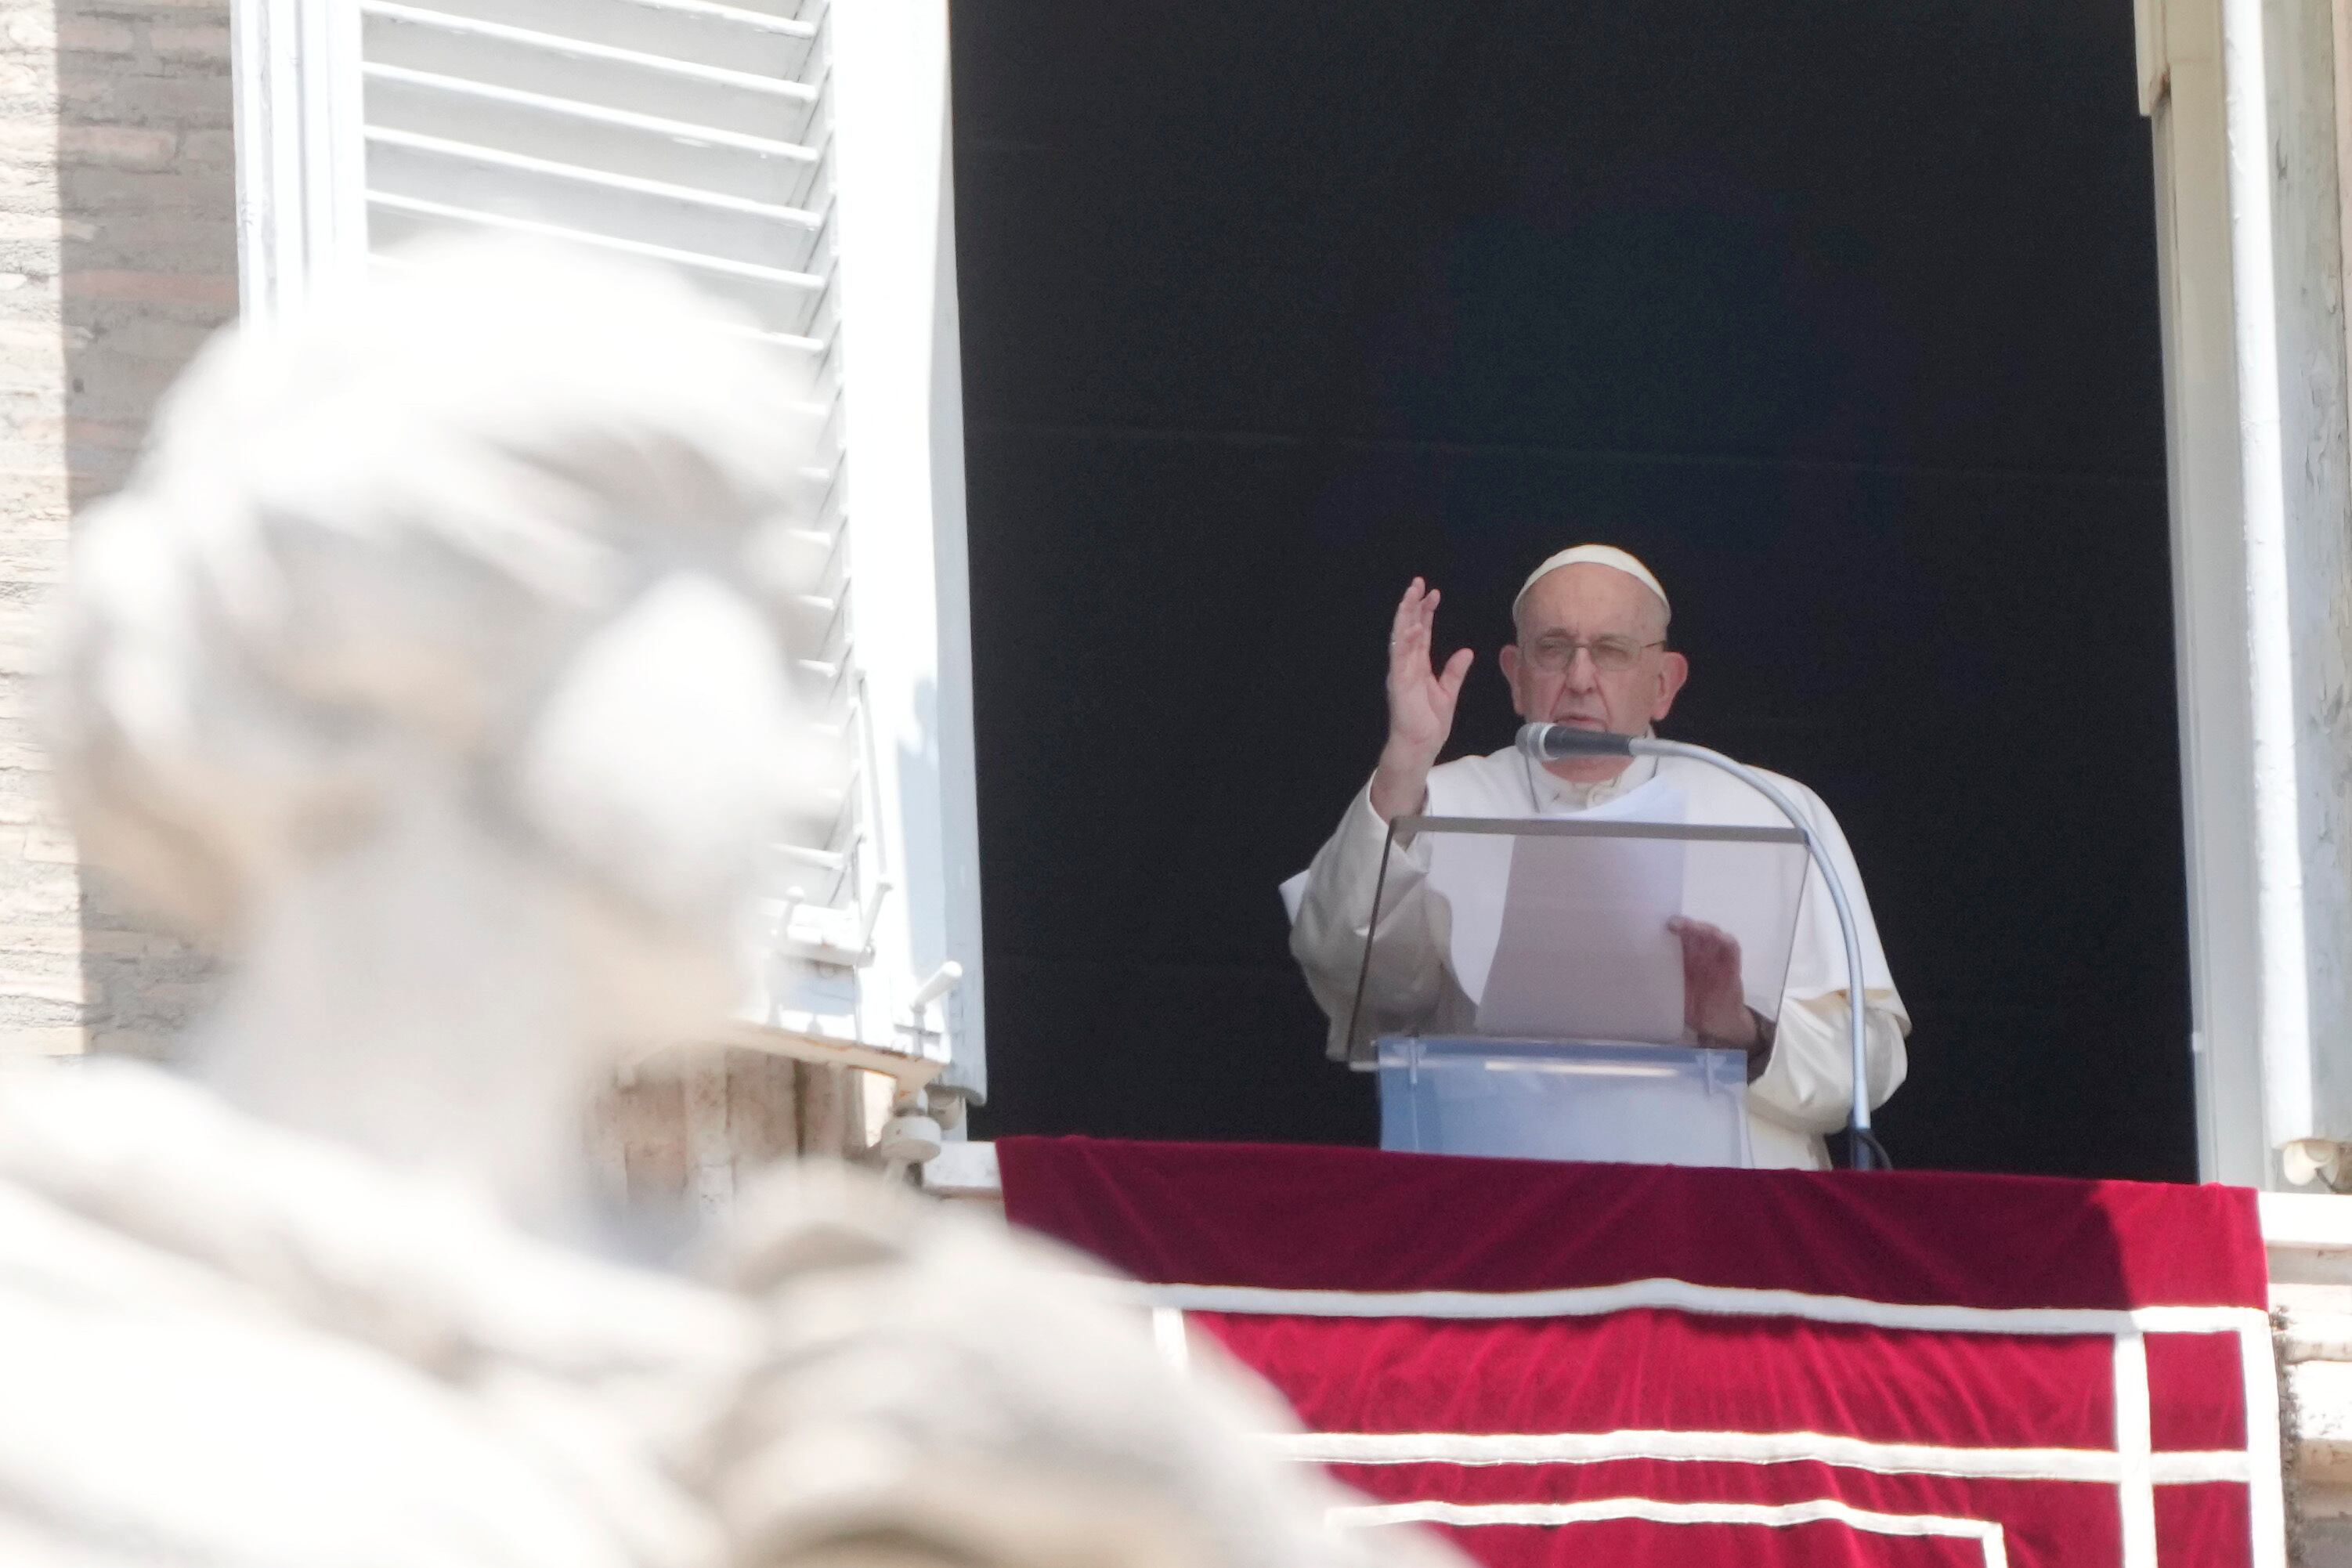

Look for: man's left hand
[1667,916,1764,1054]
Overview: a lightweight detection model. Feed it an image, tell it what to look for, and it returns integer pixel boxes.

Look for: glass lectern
[1347,813,1811,1169]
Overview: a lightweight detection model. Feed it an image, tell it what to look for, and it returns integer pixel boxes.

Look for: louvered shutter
[228,0,987,1101]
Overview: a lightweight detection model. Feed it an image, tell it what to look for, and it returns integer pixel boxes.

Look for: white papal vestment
[1285,746,1909,1170]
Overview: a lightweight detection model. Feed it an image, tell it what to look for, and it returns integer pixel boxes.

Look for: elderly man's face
[1499,563,1689,782]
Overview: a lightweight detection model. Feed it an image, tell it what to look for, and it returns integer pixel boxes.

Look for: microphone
[1516,721,1636,761]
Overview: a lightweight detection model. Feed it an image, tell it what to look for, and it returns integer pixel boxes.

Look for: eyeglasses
[1523,634,1666,674]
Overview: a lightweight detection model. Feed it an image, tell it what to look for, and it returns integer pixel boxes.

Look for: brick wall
[0,0,233,1055]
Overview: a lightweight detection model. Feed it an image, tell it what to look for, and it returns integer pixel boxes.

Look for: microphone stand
[1519,724,1889,1170]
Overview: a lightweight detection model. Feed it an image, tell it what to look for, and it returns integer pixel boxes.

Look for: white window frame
[2137,0,2352,1187]
[229,0,364,314]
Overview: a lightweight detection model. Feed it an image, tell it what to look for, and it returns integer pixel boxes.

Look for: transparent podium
[1346,812,1811,1169]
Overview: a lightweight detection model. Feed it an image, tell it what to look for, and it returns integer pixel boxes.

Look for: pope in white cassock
[1285,544,1909,1170]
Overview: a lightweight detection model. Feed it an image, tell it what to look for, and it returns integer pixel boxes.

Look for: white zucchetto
[1512,544,1671,622]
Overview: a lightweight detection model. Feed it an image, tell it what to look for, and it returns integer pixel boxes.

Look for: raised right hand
[1370,577,1474,821]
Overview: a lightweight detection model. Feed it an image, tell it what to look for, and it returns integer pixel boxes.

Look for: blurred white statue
[0,244,1460,1568]
[46,242,823,1230]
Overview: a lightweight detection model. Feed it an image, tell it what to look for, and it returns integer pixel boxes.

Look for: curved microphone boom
[1516,722,1888,1170]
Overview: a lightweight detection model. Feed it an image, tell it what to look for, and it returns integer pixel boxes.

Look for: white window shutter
[229,0,987,1099]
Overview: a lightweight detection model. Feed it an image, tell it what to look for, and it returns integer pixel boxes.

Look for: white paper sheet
[1429,779,1690,1043]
